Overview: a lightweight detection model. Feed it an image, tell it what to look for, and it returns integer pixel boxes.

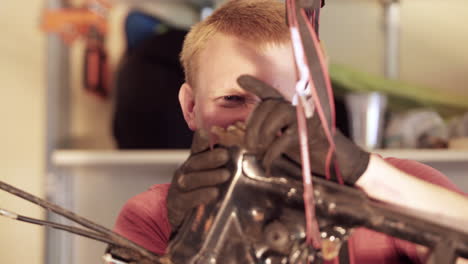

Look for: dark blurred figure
[113,11,192,149]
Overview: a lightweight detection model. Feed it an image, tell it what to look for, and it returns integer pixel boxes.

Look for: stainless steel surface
[345,92,388,149]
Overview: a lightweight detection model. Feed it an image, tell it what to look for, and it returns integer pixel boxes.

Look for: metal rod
[382,0,400,79]
[0,180,159,262]
[1,208,115,245]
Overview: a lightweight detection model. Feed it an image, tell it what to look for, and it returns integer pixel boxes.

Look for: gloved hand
[237,75,370,185]
[166,130,231,232]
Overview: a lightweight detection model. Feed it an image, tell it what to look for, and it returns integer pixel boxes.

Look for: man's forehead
[196,35,260,84]
[201,32,291,59]
[194,32,295,98]
[197,34,292,75]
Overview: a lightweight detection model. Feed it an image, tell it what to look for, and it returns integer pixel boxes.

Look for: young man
[114,1,467,263]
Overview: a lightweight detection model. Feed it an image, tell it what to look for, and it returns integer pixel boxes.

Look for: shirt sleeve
[113,183,172,255]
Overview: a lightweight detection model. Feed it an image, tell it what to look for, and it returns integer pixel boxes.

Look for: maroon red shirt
[114,157,463,263]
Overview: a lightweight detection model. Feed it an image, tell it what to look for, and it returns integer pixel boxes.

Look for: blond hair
[180,0,290,86]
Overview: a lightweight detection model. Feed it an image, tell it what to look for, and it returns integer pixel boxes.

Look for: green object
[330,64,468,119]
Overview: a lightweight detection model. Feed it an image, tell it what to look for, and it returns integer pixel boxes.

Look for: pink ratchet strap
[286,0,345,252]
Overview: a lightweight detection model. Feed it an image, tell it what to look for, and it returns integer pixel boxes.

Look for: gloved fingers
[190,129,212,154]
[262,125,297,173]
[211,122,246,147]
[177,169,231,191]
[237,75,284,100]
[183,148,229,172]
[269,155,302,180]
[257,102,296,153]
[176,188,219,208]
[167,187,219,228]
[245,100,283,152]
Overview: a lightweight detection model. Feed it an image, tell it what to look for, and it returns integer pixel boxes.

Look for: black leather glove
[237,75,370,185]
[166,130,231,232]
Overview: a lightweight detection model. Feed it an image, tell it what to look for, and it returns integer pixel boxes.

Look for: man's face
[179,33,296,132]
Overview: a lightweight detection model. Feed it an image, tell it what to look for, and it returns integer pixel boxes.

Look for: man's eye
[223,95,246,103]
[217,94,259,108]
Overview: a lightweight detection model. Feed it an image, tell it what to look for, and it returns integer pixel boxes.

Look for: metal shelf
[53,150,189,166]
[375,149,468,163]
[52,149,468,167]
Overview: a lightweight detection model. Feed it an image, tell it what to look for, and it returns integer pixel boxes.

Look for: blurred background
[1,0,467,263]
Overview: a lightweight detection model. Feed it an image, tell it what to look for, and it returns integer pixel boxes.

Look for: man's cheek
[202,107,251,129]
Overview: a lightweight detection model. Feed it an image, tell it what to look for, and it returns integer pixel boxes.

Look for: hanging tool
[41,0,111,98]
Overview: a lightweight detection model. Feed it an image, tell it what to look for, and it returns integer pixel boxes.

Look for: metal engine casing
[166,147,313,264]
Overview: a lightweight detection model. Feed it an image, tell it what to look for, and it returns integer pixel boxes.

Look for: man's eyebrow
[211,86,252,97]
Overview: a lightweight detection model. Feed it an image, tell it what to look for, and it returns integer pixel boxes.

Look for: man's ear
[179,82,197,130]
